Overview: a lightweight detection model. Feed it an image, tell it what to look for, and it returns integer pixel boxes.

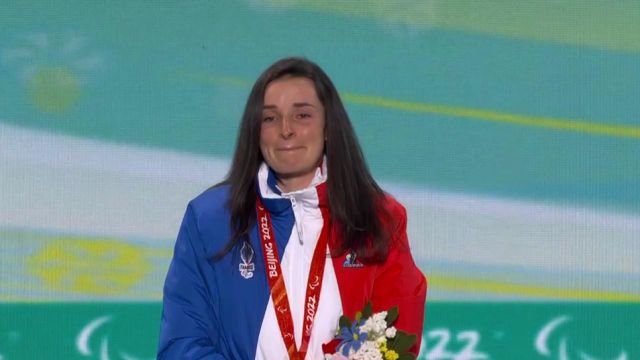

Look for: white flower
[372,311,388,324]
[385,326,397,338]
[349,340,383,360]
[360,311,388,338]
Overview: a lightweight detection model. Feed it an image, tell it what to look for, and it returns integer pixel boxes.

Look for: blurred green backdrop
[1,1,639,359]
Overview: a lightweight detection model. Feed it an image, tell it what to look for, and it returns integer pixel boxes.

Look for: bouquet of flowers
[322,302,417,360]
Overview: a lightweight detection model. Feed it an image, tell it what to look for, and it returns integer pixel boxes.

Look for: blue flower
[337,320,368,356]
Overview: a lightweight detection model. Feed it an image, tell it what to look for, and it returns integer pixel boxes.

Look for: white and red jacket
[158,162,427,359]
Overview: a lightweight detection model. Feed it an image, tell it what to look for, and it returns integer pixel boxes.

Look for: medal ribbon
[256,197,329,360]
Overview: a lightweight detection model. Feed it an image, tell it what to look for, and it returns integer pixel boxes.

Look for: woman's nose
[280,116,294,138]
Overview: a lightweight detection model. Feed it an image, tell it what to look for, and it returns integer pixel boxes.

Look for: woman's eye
[263,116,275,122]
[296,113,311,119]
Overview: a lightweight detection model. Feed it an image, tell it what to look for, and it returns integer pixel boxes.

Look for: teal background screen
[1,1,639,359]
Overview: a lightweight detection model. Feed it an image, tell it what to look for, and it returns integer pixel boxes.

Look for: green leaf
[339,315,351,329]
[362,301,373,319]
[355,311,362,321]
[392,332,416,353]
[386,306,399,325]
[386,337,396,349]
[398,353,416,360]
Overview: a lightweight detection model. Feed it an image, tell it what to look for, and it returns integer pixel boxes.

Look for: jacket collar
[257,157,328,213]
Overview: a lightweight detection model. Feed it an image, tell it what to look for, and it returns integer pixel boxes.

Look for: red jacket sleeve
[371,199,428,355]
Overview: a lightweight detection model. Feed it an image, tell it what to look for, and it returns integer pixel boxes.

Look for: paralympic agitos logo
[535,315,628,360]
[76,315,155,360]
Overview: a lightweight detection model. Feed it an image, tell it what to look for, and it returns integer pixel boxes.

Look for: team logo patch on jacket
[342,250,364,268]
[239,241,255,279]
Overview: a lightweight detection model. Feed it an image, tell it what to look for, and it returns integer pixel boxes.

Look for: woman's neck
[276,171,316,193]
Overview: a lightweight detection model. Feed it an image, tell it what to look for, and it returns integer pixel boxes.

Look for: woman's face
[260,76,326,191]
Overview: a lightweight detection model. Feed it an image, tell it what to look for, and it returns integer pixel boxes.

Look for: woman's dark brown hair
[215,57,390,263]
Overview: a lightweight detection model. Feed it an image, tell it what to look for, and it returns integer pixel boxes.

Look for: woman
[158,57,427,359]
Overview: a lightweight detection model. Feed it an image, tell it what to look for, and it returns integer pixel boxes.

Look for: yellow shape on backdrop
[26,238,151,295]
[28,65,81,114]
[429,273,640,302]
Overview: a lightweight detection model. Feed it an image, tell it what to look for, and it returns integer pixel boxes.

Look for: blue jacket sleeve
[158,203,226,359]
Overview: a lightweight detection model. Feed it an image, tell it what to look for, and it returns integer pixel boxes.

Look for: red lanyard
[256,197,330,360]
